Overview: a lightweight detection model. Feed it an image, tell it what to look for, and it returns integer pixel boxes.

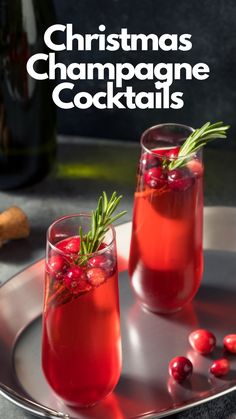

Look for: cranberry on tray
[210,358,230,377]
[169,356,193,383]
[189,329,216,354]
[223,334,236,354]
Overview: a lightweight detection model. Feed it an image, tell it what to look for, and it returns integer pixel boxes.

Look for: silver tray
[1,207,236,419]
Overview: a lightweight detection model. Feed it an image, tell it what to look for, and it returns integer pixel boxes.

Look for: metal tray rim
[1,208,236,419]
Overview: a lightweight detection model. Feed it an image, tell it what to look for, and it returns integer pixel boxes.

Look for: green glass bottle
[0,0,56,189]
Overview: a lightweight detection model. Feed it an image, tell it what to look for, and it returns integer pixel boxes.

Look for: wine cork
[0,206,30,243]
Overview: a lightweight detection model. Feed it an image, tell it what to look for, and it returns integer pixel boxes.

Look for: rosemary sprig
[168,122,230,170]
[78,191,126,265]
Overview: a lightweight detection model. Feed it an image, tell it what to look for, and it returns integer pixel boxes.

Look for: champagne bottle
[0,0,56,189]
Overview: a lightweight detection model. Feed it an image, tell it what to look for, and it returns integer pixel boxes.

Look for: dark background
[53,0,236,146]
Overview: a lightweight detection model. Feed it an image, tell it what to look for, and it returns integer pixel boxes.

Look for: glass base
[140,302,184,315]
[63,387,115,409]
[66,400,98,409]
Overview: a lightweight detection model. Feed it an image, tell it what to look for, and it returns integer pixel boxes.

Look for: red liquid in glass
[42,238,121,407]
[129,151,204,313]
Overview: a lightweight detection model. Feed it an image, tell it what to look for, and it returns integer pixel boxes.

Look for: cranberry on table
[169,356,193,383]
[64,266,91,294]
[189,329,216,354]
[223,334,236,353]
[47,255,69,280]
[144,167,167,189]
[210,358,230,377]
[168,168,193,192]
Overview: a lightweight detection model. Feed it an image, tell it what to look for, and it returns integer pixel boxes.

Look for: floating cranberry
[64,237,81,253]
[189,329,216,354]
[64,266,91,294]
[88,254,115,276]
[86,268,107,287]
[144,167,167,189]
[169,356,193,383]
[187,159,204,178]
[98,243,107,250]
[223,334,236,353]
[57,236,81,254]
[56,238,70,252]
[152,148,169,157]
[210,358,229,377]
[47,255,69,280]
[139,152,160,173]
[168,169,193,192]
[166,146,180,160]
[89,255,107,267]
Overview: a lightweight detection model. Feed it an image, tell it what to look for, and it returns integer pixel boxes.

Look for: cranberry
[169,356,193,383]
[210,358,230,377]
[152,148,169,157]
[64,266,91,294]
[47,255,69,280]
[98,243,107,250]
[57,236,81,254]
[166,146,180,160]
[168,169,193,192]
[144,167,167,189]
[64,237,81,253]
[189,329,216,354]
[86,268,107,287]
[89,255,107,267]
[139,152,160,173]
[223,334,236,353]
[88,254,115,276]
[187,159,204,178]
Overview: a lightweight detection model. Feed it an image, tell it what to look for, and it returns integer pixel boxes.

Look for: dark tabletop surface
[0,137,236,419]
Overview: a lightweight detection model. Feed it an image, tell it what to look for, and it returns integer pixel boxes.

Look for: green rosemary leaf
[98,196,103,215]
[207,121,223,129]
[107,195,123,217]
[107,192,118,211]
[109,211,127,225]
[91,211,96,237]
[81,240,88,254]
[169,122,230,170]
[78,192,126,264]
[79,226,83,241]
[102,191,108,213]
[193,122,210,139]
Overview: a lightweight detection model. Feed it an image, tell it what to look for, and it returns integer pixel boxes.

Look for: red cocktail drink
[42,215,121,407]
[129,124,204,313]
